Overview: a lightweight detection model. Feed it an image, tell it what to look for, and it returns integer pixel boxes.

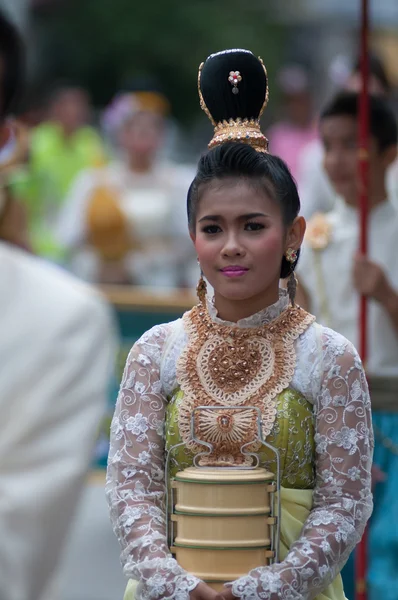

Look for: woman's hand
[352,253,390,302]
[189,582,220,600]
[214,586,238,600]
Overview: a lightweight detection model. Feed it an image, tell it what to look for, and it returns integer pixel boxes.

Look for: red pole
[358,0,369,358]
[355,1,369,600]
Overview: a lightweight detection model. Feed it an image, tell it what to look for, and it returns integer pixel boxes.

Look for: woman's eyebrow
[198,215,222,223]
[198,212,267,223]
[240,212,268,219]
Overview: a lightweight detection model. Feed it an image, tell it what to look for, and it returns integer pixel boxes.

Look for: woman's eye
[245,222,264,231]
[202,225,221,234]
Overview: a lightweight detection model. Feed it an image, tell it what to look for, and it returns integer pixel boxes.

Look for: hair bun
[198,49,269,152]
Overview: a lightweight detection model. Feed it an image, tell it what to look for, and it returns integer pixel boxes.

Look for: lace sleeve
[106,324,201,600]
[232,328,374,600]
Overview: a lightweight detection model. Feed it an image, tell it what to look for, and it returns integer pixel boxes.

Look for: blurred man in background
[297,53,398,218]
[0,11,116,600]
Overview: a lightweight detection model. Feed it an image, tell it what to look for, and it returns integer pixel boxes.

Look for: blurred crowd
[5,50,398,294]
[9,83,198,289]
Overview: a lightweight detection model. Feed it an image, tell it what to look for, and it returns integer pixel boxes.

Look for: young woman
[106,49,373,600]
[56,90,194,286]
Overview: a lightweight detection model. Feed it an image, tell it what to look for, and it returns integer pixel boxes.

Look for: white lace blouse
[106,293,373,600]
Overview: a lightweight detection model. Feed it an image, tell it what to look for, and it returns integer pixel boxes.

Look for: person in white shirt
[0,12,117,600]
[297,53,398,219]
[297,91,398,600]
[56,90,195,289]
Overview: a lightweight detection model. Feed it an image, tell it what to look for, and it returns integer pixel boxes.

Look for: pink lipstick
[220,266,249,278]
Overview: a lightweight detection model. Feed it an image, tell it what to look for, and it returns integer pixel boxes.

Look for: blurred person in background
[267,63,317,181]
[0,11,117,600]
[298,53,398,218]
[22,82,106,261]
[56,90,195,288]
[296,92,398,600]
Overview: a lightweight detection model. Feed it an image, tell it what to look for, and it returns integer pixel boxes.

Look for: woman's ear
[189,229,196,243]
[285,216,306,251]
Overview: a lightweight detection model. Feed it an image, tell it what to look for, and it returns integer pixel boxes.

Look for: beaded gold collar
[176,303,315,466]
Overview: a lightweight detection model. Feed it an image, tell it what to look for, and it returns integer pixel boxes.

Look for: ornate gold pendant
[176,304,315,466]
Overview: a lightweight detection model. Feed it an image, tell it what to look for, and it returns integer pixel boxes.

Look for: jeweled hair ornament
[228,70,242,94]
[198,49,269,153]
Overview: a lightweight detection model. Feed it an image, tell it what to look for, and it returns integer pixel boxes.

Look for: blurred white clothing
[297,197,398,376]
[0,242,116,600]
[296,139,335,219]
[56,161,195,288]
[58,476,126,600]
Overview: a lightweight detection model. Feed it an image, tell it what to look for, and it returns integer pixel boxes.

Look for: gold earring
[285,248,298,263]
[287,272,297,307]
[285,248,298,307]
[196,270,207,305]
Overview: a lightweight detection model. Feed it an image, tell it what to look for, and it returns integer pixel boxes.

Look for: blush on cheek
[257,228,284,257]
[194,235,222,287]
[194,236,215,263]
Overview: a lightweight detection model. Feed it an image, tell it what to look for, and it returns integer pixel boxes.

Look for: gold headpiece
[198,57,269,153]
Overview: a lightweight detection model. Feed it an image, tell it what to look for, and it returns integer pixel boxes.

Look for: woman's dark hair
[187,142,301,278]
[0,10,25,117]
[200,49,267,123]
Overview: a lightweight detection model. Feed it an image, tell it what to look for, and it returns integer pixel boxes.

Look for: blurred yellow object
[133,91,171,115]
[86,185,135,261]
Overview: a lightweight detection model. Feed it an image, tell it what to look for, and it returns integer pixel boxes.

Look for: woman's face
[118,111,165,158]
[192,178,297,304]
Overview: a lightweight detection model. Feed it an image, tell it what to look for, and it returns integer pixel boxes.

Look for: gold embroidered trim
[208,118,269,153]
[176,304,315,466]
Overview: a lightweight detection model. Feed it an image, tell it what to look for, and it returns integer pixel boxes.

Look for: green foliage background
[34,0,285,123]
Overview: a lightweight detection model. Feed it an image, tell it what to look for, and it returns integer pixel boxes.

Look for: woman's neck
[213,285,280,323]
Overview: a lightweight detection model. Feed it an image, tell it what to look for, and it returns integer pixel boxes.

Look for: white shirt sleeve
[297,141,336,220]
[231,328,373,600]
[106,324,201,600]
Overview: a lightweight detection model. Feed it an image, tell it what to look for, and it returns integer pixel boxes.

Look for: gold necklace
[176,303,315,466]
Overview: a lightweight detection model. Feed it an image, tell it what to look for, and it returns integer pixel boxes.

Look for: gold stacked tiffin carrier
[167,407,280,592]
